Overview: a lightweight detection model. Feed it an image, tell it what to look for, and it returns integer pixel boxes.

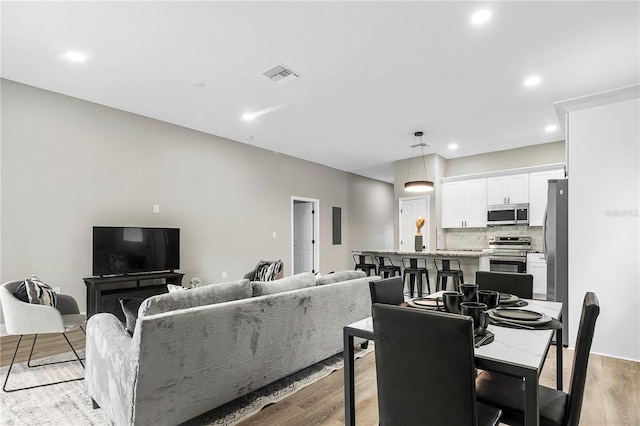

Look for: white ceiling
[2,1,638,183]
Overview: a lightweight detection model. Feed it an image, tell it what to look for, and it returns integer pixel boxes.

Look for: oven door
[489,256,527,273]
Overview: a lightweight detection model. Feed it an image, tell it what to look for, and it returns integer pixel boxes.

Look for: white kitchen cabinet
[486,173,529,205]
[442,178,486,228]
[528,167,565,226]
[527,252,547,299]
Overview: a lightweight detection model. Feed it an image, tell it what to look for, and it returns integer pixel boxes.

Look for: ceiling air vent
[263,64,301,85]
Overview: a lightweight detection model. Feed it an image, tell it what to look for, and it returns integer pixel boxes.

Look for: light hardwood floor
[2,331,638,425]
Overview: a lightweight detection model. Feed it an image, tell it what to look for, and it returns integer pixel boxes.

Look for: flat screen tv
[93,227,180,276]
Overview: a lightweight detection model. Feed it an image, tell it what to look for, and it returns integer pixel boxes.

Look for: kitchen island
[355,250,490,290]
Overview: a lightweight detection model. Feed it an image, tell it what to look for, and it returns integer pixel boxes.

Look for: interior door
[293,201,314,274]
[399,197,429,252]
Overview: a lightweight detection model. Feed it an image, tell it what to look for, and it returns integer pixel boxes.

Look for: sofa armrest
[86,313,139,426]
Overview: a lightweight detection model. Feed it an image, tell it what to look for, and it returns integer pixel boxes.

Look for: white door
[293,201,314,274]
[399,197,429,252]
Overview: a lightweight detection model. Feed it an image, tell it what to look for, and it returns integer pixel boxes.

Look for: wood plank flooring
[1,331,638,425]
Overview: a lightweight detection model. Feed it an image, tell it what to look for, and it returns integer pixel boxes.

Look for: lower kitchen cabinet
[527,252,547,299]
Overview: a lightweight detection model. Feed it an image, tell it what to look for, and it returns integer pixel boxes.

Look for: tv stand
[84,271,184,321]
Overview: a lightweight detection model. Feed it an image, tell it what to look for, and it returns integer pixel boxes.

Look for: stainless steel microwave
[486,204,529,226]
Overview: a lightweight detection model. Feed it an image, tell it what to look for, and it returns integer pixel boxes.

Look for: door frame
[291,196,320,275]
[399,195,430,252]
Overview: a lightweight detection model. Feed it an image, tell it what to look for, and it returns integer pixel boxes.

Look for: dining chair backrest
[475,271,533,299]
[372,304,479,425]
[353,254,375,265]
[401,257,428,270]
[565,292,600,426]
[374,256,392,267]
[434,258,462,272]
[369,277,404,305]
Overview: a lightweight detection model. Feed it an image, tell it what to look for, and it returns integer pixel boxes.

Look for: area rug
[0,344,373,425]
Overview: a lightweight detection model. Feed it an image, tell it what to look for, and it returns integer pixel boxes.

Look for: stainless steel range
[485,236,531,273]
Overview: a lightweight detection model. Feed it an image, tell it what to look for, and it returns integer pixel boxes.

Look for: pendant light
[404,131,434,192]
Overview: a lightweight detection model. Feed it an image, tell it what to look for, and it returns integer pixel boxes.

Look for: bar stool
[402,257,431,297]
[433,258,464,292]
[375,256,402,278]
[353,254,377,276]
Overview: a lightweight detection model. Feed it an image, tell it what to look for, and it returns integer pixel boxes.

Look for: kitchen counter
[356,249,489,258]
[354,250,490,286]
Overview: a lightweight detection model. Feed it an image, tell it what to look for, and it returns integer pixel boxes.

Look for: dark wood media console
[84,271,184,322]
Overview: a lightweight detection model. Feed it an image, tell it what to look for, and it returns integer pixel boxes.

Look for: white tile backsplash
[443,226,544,252]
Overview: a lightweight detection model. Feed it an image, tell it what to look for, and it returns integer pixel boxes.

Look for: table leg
[524,370,540,426]
[344,330,356,426]
[556,326,563,390]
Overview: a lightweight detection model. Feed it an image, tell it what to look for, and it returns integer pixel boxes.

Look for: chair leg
[3,333,85,393]
[424,272,431,295]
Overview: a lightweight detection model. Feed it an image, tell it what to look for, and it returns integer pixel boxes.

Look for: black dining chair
[475,292,600,426]
[475,271,534,299]
[369,277,405,305]
[372,304,502,426]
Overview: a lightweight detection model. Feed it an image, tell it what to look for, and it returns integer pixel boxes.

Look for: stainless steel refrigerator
[544,178,569,346]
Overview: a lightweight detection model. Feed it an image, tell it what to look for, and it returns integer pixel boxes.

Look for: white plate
[488,309,552,325]
[407,298,441,310]
[499,293,519,305]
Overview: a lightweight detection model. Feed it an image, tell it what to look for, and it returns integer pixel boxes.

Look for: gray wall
[445,141,565,177]
[0,79,394,314]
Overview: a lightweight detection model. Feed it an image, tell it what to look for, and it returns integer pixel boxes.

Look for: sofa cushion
[167,284,186,292]
[120,296,145,335]
[316,270,366,285]
[252,272,316,296]
[139,279,251,317]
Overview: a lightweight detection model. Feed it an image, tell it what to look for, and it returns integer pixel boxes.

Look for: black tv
[93,227,180,276]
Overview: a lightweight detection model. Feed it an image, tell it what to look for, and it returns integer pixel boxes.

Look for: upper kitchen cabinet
[442,178,487,228]
[486,173,529,205]
[529,167,565,226]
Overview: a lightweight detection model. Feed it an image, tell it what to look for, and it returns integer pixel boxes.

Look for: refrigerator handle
[543,207,548,262]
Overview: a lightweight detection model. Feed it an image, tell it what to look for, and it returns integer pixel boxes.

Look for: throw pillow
[263,259,283,281]
[21,276,57,307]
[252,272,316,297]
[253,260,271,281]
[13,282,29,303]
[120,297,145,336]
[167,284,186,292]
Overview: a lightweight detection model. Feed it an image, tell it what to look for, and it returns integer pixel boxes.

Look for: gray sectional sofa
[85,270,378,426]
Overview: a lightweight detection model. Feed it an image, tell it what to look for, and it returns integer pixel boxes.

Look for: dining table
[343,298,563,426]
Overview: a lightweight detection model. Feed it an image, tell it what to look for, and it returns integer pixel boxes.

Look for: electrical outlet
[222,271,227,279]
[272,231,277,239]
[153,204,160,214]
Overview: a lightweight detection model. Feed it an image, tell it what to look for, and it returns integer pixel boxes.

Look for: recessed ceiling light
[545,125,558,132]
[524,75,542,87]
[242,113,256,121]
[448,143,459,150]
[471,10,491,25]
[64,51,87,62]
